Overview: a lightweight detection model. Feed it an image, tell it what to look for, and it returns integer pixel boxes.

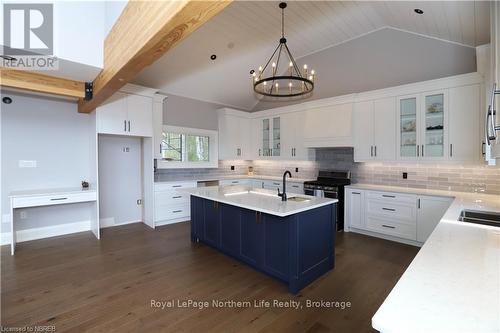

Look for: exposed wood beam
[0,68,85,98]
[78,0,231,113]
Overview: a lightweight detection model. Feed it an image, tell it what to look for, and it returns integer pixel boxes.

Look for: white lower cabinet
[220,179,252,186]
[346,188,452,244]
[416,196,454,242]
[154,181,196,225]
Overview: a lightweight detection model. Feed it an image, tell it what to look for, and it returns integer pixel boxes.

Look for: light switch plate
[19,160,37,168]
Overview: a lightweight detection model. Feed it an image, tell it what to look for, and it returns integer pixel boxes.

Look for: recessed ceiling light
[2,96,13,104]
[249,69,255,75]
[414,8,424,14]
[210,54,217,60]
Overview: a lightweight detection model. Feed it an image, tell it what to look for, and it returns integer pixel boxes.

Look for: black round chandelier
[252,2,315,98]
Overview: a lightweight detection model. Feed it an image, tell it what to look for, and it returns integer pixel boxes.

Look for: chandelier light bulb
[311,69,315,75]
[275,82,279,93]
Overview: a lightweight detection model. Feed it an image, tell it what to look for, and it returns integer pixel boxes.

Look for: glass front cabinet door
[398,91,448,160]
[258,116,280,158]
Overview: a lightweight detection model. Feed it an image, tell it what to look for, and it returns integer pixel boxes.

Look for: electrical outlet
[123,147,130,153]
[403,172,408,179]
[230,165,235,171]
[295,167,299,173]
[20,211,27,219]
[19,160,37,168]
[137,199,142,205]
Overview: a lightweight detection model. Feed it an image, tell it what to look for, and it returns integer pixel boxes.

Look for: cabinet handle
[50,197,67,201]
[352,192,361,195]
[172,196,182,199]
[382,195,395,198]
[124,120,127,132]
[371,146,373,157]
[417,198,421,209]
[374,145,377,157]
[382,207,396,212]
[259,149,261,156]
[172,210,182,213]
[450,144,453,157]
[128,120,131,132]
[416,145,419,157]
[231,181,238,184]
[273,182,280,185]
[159,144,162,155]
[172,185,182,188]
[255,211,262,223]
[421,145,424,157]
[382,224,396,229]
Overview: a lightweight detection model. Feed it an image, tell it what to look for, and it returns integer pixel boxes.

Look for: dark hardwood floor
[1,222,419,333]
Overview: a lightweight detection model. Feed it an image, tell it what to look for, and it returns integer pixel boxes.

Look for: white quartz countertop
[181,185,337,217]
[9,187,97,198]
[154,174,314,184]
[355,184,500,333]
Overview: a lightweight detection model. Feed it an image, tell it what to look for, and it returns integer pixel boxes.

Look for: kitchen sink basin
[458,210,500,227]
[287,196,311,203]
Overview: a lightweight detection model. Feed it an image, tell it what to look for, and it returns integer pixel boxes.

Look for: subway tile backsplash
[155,148,500,195]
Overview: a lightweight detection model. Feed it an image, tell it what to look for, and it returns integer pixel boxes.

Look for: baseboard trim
[155,218,190,227]
[0,221,91,245]
[346,227,423,247]
[100,218,142,229]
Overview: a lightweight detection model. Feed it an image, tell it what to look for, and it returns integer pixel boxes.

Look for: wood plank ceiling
[134,1,491,111]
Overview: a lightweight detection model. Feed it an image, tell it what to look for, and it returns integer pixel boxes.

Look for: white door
[280,113,296,159]
[153,100,164,159]
[373,97,397,160]
[127,94,153,137]
[353,101,374,162]
[347,189,364,229]
[238,117,252,160]
[292,111,308,159]
[397,95,420,160]
[449,85,480,162]
[416,196,452,242]
[97,92,127,135]
[219,114,240,159]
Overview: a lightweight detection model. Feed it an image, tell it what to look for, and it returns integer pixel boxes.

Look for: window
[158,126,218,168]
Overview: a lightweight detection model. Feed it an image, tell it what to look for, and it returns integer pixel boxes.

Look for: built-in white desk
[9,188,98,255]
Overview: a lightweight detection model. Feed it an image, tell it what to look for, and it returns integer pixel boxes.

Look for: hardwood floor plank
[1,222,418,332]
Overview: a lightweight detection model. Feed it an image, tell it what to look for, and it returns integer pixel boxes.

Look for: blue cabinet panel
[220,204,241,257]
[203,199,220,247]
[262,214,290,281]
[240,209,262,266]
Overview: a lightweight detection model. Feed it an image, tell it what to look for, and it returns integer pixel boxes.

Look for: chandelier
[252,2,315,98]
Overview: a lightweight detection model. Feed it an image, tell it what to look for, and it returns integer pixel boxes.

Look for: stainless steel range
[304,170,351,231]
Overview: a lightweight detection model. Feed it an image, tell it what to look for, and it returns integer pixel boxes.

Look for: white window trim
[157,125,218,169]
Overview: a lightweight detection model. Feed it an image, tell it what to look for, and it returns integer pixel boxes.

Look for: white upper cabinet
[281,112,307,160]
[153,95,166,159]
[97,91,153,137]
[251,116,281,159]
[303,102,353,147]
[449,85,480,162]
[354,97,396,162]
[217,109,251,160]
[397,90,449,161]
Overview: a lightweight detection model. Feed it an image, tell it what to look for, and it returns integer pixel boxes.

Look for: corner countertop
[9,187,97,198]
[154,174,315,184]
[180,185,337,217]
[350,184,500,333]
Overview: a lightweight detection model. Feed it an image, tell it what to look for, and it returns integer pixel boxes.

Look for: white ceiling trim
[385,26,478,49]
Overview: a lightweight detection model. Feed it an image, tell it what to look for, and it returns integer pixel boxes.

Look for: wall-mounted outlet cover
[230,165,235,171]
[137,199,142,205]
[295,167,299,173]
[20,211,28,219]
[403,172,408,179]
[19,160,37,168]
[123,147,130,153]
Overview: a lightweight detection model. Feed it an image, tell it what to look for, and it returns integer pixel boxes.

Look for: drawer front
[366,191,416,204]
[12,192,97,208]
[263,180,282,189]
[154,182,196,192]
[288,183,304,194]
[252,180,265,188]
[155,203,190,222]
[155,191,190,207]
[366,198,417,223]
[220,179,251,186]
[366,215,416,240]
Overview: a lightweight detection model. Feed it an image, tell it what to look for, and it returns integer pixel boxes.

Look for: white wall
[0,91,93,233]
[98,135,142,227]
[164,94,223,131]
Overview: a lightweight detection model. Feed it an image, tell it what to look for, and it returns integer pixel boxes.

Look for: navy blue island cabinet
[190,196,337,294]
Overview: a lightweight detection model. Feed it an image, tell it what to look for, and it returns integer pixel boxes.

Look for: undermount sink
[287,196,311,203]
[458,210,500,227]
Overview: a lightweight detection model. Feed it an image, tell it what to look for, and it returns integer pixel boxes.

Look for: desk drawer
[366,215,416,240]
[155,191,190,206]
[155,204,190,221]
[12,192,97,208]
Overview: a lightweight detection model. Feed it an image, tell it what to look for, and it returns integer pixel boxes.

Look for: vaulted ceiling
[134,1,491,111]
